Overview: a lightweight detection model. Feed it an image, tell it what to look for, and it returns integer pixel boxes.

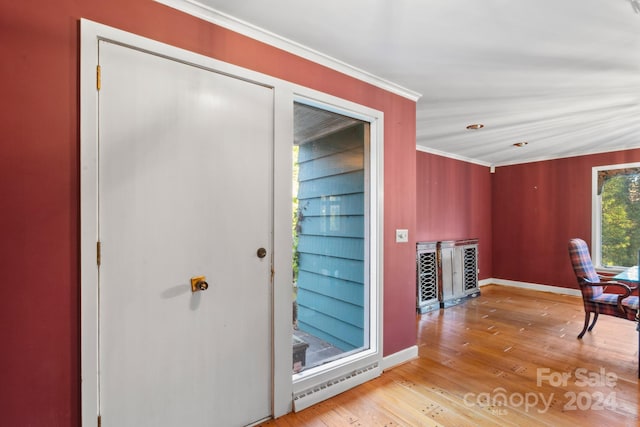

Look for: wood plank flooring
[261,285,639,426]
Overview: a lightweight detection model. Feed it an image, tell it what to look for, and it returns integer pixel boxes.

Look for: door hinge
[97,241,102,266]
[96,65,101,91]
[97,414,102,427]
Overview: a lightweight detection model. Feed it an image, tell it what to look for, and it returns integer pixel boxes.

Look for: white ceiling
[169,0,640,166]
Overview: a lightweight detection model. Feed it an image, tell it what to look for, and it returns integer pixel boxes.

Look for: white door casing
[81,19,385,426]
[97,40,273,426]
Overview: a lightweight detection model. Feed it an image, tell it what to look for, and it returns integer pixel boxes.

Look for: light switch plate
[396,229,409,243]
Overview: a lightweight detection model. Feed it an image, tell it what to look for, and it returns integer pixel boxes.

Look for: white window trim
[289,94,383,411]
[591,161,640,272]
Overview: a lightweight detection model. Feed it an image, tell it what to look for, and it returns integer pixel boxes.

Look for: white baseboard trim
[484,278,581,297]
[381,345,418,371]
[478,278,494,287]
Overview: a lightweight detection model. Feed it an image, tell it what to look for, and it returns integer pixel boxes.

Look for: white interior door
[98,40,273,427]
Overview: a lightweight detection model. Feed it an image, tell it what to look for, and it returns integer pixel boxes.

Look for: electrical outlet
[395,229,409,243]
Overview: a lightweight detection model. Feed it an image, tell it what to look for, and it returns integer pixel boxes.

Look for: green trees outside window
[601,172,640,267]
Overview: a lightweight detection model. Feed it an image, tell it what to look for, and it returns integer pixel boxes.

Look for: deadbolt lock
[190,275,209,292]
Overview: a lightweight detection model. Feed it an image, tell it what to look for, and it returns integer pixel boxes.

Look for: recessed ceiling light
[513,142,528,147]
[466,123,484,130]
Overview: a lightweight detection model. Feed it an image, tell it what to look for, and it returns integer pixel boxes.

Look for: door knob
[257,248,267,259]
[190,275,209,292]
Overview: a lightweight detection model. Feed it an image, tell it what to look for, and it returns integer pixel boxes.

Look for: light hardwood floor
[261,285,639,426]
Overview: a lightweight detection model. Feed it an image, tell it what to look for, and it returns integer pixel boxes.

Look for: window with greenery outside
[600,169,640,268]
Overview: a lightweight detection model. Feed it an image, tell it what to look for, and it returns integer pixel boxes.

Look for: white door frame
[80,18,383,426]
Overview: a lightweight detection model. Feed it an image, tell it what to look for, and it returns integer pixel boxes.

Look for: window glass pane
[600,171,640,267]
[292,103,368,373]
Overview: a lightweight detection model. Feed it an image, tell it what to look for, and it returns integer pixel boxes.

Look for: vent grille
[293,362,380,411]
[418,251,438,303]
[463,247,478,291]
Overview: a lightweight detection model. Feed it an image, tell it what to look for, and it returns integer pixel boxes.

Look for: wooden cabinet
[438,239,480,308]
[417,239,480,312]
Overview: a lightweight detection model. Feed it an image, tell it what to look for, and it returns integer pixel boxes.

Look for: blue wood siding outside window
[296,124,365,351]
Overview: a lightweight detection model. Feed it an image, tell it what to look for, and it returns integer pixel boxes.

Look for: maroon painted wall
[417,149,640,289]
[0,1,416,425]
[493,148,640,289]
[416,152,493,280]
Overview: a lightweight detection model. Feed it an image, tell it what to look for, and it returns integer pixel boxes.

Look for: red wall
[493,149,640,289]
[416,152,493,280]
[0,1,416,425]
[417,149,640,289]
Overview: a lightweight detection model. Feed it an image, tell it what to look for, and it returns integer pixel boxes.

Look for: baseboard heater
[292,362,380,412]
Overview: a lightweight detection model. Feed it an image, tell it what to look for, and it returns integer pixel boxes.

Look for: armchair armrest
[583,277,633,313]
[599,274,639,293]
[583,277,632,291]
[597,271,617,278]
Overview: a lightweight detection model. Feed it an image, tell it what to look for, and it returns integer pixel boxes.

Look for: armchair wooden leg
[578,311,591,339]
[587,312,599,332]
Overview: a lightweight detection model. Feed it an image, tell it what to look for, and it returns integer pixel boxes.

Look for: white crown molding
[154,0,422,102]
[418,143,640,169]
[490,145,640,168]
[416,144,493,168]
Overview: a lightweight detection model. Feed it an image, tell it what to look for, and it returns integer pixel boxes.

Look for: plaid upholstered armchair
[568,238,639,339]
